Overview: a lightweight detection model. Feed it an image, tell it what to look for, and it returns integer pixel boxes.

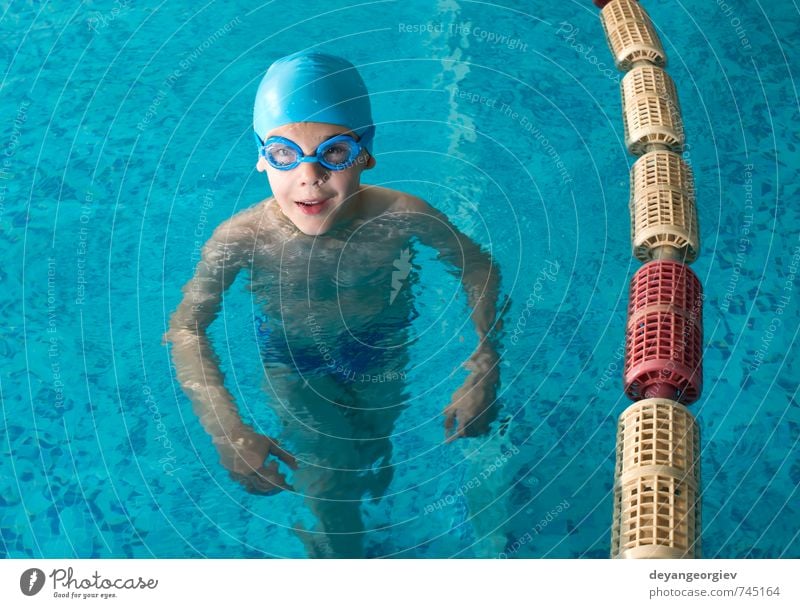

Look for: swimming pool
[1,0,798,558]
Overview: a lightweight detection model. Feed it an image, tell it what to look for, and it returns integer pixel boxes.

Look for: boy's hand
[214,430,298,496]
[443,352,500,442]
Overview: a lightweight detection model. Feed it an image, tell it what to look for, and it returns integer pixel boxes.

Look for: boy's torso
[244,185,420,342]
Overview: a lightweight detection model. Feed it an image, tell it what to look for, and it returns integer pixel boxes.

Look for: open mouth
[295,198,331,215]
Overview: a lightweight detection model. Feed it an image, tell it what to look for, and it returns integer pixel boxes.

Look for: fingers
[230,470,277,495]
[446,417,484,442]
[443,403,465,443]
[267,437,298,470]
[443,398,495,443]
[222,435,298,494]
[257,462,293,493]
[443,404,457,440]
[244,476,281,496]
[444,428,463,444]
[444,407,456,431]
[458,405,493,438]
[232,462,293,496]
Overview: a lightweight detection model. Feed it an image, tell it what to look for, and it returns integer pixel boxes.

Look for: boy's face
[257,121,375,236]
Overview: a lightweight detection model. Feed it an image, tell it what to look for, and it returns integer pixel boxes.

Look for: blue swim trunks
[254,314,408,382]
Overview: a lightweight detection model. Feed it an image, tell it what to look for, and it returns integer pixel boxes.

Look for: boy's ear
[256,157,269,172]
[364,153,376,170]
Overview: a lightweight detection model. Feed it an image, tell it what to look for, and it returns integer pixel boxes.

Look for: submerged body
[252,189,419,557]
[166,184,501,556]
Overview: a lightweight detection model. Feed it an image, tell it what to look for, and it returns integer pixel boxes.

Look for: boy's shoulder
[360,185,432,216]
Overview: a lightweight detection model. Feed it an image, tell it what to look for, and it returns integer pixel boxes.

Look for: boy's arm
[411,198,502,359]
[409,198,503,440]
[165,218,295,493]
[165,221,250,438]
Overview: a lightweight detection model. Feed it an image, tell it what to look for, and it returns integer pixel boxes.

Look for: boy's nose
[295,160,327,187]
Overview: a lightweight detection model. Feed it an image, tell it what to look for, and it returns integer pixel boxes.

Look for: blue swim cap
[253,51,374,154]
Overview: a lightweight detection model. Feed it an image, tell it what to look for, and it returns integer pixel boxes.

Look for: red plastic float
[623,260,703,404]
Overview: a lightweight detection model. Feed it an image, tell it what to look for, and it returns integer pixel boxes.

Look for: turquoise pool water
[1,0,798,558]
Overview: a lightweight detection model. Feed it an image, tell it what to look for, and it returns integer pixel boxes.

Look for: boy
[165,51,502,557]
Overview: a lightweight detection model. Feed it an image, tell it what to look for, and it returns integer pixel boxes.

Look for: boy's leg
[262,363,377,557]
[262,344,410,557]
[345,358,410,502]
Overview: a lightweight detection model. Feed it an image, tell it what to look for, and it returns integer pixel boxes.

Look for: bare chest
[248,227,415,334]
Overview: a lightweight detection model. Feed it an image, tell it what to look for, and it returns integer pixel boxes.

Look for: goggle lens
[320,141,357,168]
[264,142,299,168]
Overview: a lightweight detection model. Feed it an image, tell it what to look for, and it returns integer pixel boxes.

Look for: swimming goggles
[254,132,364,171]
